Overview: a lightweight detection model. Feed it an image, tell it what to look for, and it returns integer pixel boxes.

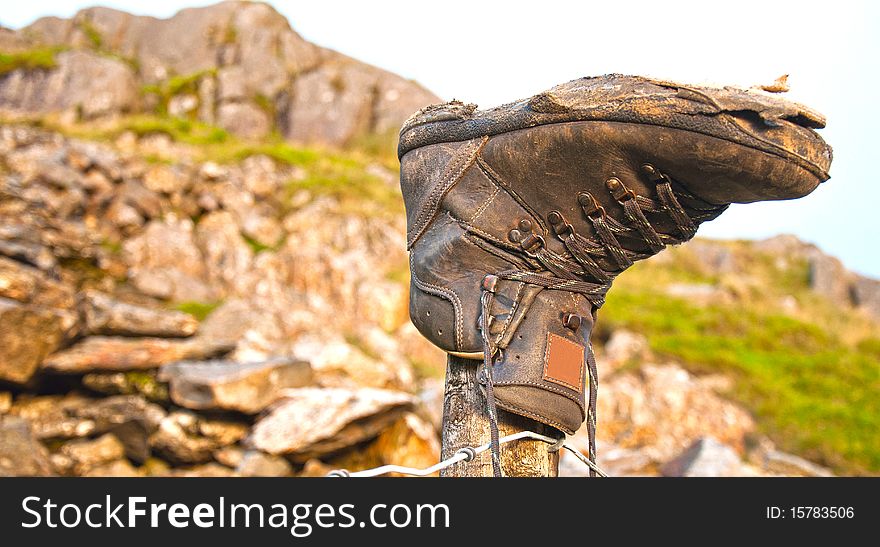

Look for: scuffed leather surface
[400,74,832,185]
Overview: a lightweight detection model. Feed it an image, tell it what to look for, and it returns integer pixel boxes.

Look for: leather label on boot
[542,333,584,393]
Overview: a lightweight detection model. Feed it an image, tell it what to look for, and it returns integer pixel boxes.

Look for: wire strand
[326,431,609,478]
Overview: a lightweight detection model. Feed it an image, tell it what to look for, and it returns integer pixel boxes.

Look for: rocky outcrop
[1,1,440,146]
[0,50,139,119]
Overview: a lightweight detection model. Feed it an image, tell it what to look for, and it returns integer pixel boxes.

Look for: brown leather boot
[398,74,831,475]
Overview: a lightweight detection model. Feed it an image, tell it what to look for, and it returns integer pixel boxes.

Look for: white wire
[326,430,608,478]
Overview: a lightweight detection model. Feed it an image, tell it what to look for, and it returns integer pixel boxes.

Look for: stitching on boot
[469,184,501,223]
[475,154,549,234]
[492,397,580,434]
[409,253,464,349]
[407,136,488,249]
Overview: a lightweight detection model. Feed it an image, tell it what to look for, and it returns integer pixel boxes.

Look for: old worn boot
[398,74,831,475]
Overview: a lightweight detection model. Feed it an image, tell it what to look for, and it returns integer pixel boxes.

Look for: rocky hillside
[0,1,439,145]
[1,119,876,477]
[1,2,877,478]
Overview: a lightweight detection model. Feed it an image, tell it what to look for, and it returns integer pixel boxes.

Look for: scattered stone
[0,256,74,306]
[43,336,233,373]
[150,410,248,464]
[660,437,745,477]
[213,446,244,468]
[143,164,188,194]
[165,463,236,477]
[0,392,11,413]
[82,290,199,337]
[70,395,167,461]
[194,211,253,295]
[56,433,127,475]
[123,216,215,302]
[597,363,755,463]
[603,329,649,369]
[0,297,67,384]
[236,450,294,477]
[0,416,55,476]
[82,459,140,477]
[291,334,415,392]
[81,370,170,403]
[298,459,334,477]
[159,358,313,413]
[249,387,413,460]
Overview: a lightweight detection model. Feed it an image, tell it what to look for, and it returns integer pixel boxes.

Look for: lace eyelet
[578,192,606,220]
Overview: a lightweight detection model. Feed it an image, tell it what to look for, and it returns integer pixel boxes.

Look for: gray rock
[660,437,744,477]
[159,358,313,414]
[249,387,413,460]
[83,290,199,337]
[284,63,375,146]
[687,239,738,275]
[13,0,437,147]
[851,275,880,320]
[217,102,271,140]
[808,252,853,304]
[217,66,248,102]
[756,449,833,477]
[0,49,138,119]
[0,416,55,476]
[43,335,233,373]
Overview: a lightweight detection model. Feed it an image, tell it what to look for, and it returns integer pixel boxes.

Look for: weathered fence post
[440,354,559,477]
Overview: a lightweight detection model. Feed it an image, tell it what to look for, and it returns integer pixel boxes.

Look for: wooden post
[440,354,559,477]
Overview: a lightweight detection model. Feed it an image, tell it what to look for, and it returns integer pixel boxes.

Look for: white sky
[3,0,879,276]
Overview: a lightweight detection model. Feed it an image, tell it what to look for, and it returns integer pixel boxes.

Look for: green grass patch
[241,233,279,254]
[121,115,229,145]
[141,69,215,116]
[172,300,222,321]
[600,288,880,474]
[78,20,103,49]
[0,47,62,76]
